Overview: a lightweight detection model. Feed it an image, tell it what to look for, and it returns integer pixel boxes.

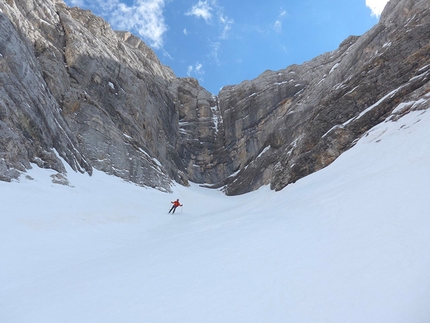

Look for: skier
[168,199,183,214]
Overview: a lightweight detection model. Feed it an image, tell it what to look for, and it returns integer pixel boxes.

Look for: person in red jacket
[168,199,183,214]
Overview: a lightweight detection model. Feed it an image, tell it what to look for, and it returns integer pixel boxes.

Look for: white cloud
[74,0,168,49]
[273,8,287,33]
[273,21,282,33]
[209,41,221,64]
[185,0,233,39]
[219,14,234,39]
[365,0,389,17]
[162,50,173,60]
[187,62,205,79]
[185,0,213,22]
[195,63,203,73]
[184,0,234,67]
[110,0,167,49]
[183,28,188,35]
[68,0,85,6]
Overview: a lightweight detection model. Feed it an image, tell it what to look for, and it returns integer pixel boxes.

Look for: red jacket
[172,200,182,207]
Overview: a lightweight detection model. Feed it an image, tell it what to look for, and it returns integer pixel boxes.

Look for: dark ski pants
[169,206,177,214]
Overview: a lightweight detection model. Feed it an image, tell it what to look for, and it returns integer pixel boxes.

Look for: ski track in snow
[1,111,430,323]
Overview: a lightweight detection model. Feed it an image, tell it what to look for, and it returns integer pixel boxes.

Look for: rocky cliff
[218,0,430,194]
[0,0,429,194]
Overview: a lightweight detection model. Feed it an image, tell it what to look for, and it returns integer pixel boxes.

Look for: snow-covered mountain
[0,0,429,194]
[1,1,430,318]
[2,94,430,322]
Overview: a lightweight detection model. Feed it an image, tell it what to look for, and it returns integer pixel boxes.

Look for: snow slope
[2,109,430,322]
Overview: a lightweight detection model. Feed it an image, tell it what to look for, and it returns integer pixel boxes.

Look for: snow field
[1,110,430,322]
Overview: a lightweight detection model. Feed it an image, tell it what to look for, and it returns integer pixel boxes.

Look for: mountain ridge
[0,0,429,194]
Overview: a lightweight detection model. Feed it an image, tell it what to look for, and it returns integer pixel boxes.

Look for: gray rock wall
[216,0,430,194]
[0,0,187,190]
[0,0,428,195]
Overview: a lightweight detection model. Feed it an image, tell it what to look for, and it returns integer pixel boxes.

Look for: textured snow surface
[2,110,430,323]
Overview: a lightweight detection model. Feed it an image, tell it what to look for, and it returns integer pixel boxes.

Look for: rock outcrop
[0,0,429,194]
[0,0,186,190]
[214,0,430,194]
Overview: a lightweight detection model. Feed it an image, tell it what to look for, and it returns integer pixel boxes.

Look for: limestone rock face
[216,0,430,194]
[168,78,224,184]
[0,0,429,194]
[0,0,184,190]
[0,2,89,181]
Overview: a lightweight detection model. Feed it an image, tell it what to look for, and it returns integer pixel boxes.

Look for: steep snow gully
[2,107,430,322]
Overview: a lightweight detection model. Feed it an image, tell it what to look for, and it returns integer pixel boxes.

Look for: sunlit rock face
[0,0,429,194]
[0,0,182,191]
[215,0,430,194]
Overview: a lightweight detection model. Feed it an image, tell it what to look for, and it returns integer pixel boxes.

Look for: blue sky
[64,0,389,94]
